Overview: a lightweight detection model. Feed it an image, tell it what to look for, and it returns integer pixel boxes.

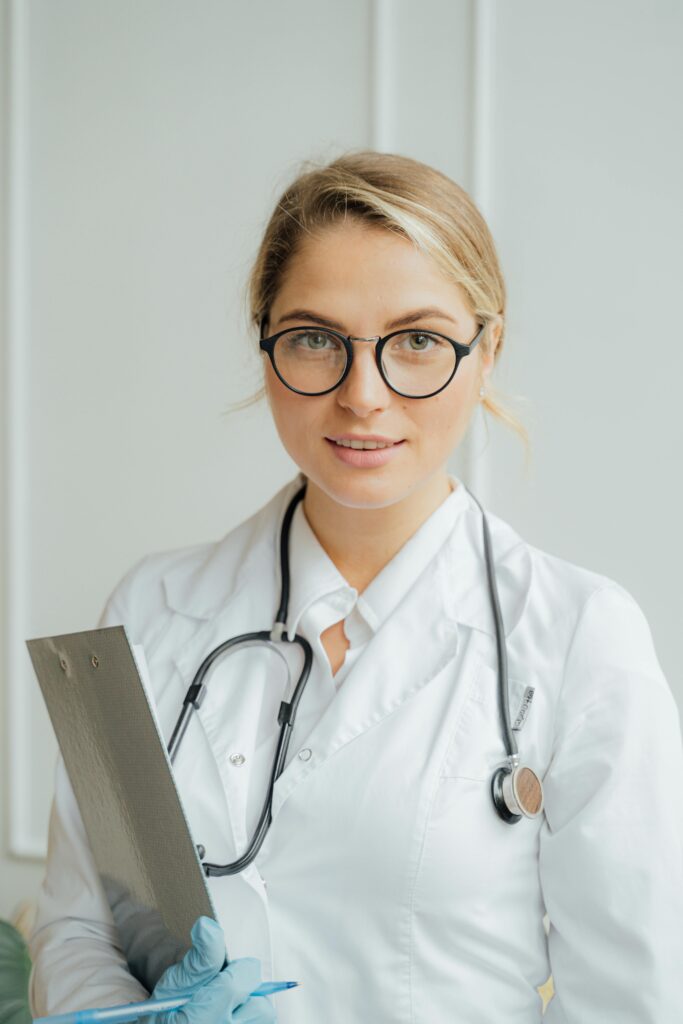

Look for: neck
[301,471,455,593]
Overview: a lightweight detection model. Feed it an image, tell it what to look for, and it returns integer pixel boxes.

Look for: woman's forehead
[273,222,467,314]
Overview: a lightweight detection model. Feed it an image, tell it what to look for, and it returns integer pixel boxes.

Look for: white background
[1,0,681,919]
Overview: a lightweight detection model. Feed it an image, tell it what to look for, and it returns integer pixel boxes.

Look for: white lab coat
[29,471,683,1023]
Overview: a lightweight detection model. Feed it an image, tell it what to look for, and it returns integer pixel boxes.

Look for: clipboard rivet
[91,655,99,668]
[59,658,68,672]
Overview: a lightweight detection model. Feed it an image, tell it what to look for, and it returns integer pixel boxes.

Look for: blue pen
[33,981,299,1024]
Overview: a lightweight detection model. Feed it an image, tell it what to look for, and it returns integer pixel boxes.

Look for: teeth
[333,439,395,450]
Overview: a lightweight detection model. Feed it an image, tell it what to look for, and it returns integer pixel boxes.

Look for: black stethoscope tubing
[167,480,544,878]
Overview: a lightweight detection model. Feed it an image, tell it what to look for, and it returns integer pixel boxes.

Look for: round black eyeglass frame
[259,320,486,399]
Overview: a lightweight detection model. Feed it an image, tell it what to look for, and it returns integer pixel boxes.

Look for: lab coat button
[229,753,246,766]
[298,748,312,761]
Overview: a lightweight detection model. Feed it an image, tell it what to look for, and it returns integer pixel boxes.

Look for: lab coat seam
[97,551,158,624]
[436,657,521,781]
[405,646,484,1021]
[99,555,185,689]
[407,738,455,1024]
[550,583,619,763]
[282,684,428,777]
[436,658,488,775]
[146,546,211,618]
[140,610,177,662]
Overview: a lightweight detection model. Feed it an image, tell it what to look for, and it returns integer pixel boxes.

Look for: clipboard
[26,625,217,992]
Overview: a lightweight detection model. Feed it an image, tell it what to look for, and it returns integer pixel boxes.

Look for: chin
[312,470,413,509]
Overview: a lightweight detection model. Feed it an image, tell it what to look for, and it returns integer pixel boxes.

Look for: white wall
[1,0,681,919]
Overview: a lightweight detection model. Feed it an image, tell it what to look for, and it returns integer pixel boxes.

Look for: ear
[481,318,502,380]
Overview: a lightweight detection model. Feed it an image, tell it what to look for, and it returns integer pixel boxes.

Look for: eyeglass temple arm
[465,321,486,352]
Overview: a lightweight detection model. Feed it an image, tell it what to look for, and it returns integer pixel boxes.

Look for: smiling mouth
[326,437,405,449]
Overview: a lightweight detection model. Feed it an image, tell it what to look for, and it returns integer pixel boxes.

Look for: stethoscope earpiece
[491,763,544,823]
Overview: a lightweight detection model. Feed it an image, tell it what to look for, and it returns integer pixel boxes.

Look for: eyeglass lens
[272,328,458,396]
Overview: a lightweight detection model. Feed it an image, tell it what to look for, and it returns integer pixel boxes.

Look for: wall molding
[5,0,44,861]
[466,0,496,504]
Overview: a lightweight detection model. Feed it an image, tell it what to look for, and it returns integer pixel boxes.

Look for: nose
[337,337,391,409]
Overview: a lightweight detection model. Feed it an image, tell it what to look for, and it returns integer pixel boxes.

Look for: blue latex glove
[149,916,276,1023]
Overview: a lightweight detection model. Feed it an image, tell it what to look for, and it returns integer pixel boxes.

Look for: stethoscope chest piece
[491,763,544,823]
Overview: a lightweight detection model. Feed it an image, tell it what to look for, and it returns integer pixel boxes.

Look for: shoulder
[98,474,304,633]
[483,510,679,755]
[97,542,209,633]
[487,499,644,639]
[479,499,658,667]
[499,519,669,705]
[524,537,651,648]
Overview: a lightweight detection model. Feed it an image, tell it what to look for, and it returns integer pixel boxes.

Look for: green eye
[410,333,436,349]
[288,330,337,349]
[388,331,446,352]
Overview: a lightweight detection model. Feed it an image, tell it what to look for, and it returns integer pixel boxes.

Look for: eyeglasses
[259,321,486,399]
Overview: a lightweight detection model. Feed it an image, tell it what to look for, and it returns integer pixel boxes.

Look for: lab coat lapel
[163,489,285,880]
[161,473,532,863]
[269,496,533,819]
[160,478,330,908]
[168,583,270,872]
[269,547,460,820]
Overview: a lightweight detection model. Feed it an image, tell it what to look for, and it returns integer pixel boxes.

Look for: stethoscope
[167,479,545,878]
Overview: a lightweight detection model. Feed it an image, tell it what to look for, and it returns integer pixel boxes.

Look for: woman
[29,151,683,1023]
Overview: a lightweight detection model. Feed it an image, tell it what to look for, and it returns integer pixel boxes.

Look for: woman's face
[263,218,495,510]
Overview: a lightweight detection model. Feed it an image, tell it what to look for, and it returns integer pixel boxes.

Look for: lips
[325,437,406,467]
[326,437,402,445]
[329,440,399,449]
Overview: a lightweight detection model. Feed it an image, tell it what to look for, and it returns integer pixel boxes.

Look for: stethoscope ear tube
[197,635,314,876]
[465,486,545,824]
[168,480,545,878]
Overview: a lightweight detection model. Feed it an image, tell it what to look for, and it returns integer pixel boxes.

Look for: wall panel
[1,1,680,928]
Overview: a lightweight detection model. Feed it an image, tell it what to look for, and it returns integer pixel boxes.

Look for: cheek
[265,369,328,444]
[420,379,476,440]
[264,363,297,422]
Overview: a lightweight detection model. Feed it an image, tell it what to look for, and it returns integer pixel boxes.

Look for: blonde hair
[229,149,530,459]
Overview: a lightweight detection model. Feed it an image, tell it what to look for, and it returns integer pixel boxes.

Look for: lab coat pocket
[440,664,531,780]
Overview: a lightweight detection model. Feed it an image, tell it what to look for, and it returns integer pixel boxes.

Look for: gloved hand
[149,916,276,1023]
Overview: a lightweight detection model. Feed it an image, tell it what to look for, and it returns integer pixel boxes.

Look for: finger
[164,971,236,1024]
[154,917,226,997]
[233,996,278,1024]
[166,965,263,1023]
[219,957,263,1009]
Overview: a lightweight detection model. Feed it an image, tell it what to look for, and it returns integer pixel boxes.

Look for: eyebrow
[274,307,460,332]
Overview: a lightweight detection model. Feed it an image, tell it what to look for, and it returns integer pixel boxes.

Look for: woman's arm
[28,754,150,1014]
[538,582,683,1023]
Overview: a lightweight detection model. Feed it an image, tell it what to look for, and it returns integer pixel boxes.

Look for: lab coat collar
[283,473,473,643]
[161,471,532,641]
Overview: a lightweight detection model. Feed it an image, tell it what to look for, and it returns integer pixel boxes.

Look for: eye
[408,332,438,350]
[389,331,447,352]
[286,329,337,350]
